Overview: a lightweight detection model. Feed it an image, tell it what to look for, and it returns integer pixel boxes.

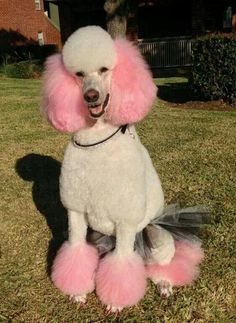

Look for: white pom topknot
[62,26,117,74]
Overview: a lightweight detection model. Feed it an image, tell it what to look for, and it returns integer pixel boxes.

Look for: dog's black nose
[84,89,99,103]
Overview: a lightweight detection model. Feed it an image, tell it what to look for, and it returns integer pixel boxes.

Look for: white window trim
[38,32,44,46]
[35,0,41,11]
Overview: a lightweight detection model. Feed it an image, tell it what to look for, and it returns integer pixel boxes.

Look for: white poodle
[42,26,205,312]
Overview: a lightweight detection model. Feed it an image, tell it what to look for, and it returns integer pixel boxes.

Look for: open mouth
[88,94,110,118]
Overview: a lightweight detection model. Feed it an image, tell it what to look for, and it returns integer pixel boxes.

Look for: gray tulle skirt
[87,204,210,262]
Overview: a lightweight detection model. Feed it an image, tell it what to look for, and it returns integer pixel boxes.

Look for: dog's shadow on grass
[15,153,67,276]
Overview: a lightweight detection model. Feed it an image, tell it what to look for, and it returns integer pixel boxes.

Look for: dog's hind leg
[96,224,146,312]
[144,226,175,297]
[51,210,99,303]
[146,240,204,296]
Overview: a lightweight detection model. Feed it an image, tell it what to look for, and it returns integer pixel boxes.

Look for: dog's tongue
[91,106,103,114]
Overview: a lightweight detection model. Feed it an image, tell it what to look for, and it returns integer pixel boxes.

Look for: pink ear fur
[106,39,157,125]
[42,54,89,132]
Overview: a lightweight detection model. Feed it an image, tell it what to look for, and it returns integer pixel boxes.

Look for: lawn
[0,76,235,322]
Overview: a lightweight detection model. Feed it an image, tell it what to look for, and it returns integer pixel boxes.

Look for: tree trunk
[104,0,128,38]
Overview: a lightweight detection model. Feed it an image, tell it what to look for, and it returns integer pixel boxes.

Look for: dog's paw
[51,242,98,296]
[106,305,123,314]
[96,252,146,308]
[69,294,87,304]
[158,280,173,298]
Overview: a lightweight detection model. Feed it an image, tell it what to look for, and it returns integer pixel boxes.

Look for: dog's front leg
[96,224,146,312]
[51,210,98,303]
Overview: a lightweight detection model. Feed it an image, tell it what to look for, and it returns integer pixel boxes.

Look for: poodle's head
[42,26,157,132]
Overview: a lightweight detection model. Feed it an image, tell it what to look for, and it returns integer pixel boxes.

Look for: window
[38,32,44,46]
[35,0,41,10]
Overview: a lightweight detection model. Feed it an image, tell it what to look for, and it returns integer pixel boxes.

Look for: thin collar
[72,124,128,148]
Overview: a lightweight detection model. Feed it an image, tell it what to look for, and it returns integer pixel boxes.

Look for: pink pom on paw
[146,241,204,286]
[96,252,147,307]
[174,240,204,265]
[51,241,98,295]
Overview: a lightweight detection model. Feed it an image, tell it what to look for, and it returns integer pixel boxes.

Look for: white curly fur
[62,26,117,74]
[61,122,166,254]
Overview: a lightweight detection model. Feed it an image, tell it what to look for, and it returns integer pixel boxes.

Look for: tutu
[87,204,210,262]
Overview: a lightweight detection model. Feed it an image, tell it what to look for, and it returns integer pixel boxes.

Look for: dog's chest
[60,136,144,234]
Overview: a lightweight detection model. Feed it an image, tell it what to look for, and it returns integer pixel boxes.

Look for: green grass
[0,76,236,322]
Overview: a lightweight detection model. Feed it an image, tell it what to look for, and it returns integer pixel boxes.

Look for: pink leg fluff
[146,241,204,286]
[96,252,147,307]
[51,241,98,295]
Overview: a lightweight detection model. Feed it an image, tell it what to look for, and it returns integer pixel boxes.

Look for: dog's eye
[100,67,109,73]
[76,71,85,78]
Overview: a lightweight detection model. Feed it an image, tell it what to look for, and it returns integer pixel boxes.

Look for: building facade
[0,0,61,48]
[45,0,236,44]
[1,1,235,49]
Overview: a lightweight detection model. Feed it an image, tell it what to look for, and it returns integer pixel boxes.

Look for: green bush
[191,34,236,103]
[3,60,43,79]
[0,44,57,65]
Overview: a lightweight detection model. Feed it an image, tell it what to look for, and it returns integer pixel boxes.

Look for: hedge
[0,44,57,65]
[191,34,236,103]
[2,60,43,79]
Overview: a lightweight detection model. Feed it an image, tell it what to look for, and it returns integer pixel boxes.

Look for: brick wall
[0,0,61,48]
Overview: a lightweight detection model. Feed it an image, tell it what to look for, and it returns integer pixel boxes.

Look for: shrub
[3,60,43,79]
[0,44,57,65]
[191,34,236,103]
